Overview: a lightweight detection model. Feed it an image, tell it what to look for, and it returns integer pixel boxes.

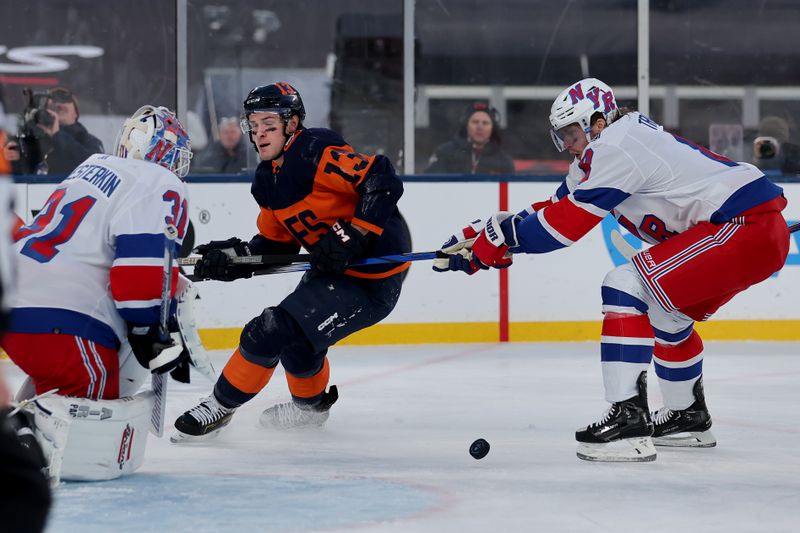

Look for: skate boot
[171,395,236,443]
[652,377,716,448]
[260,385,338,430]
[576,371,656,462]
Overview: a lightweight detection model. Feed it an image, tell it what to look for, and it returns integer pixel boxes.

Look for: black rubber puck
[469,438,490,459]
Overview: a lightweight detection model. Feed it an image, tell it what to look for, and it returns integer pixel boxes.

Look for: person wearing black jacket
[193,116,248,174]
[426,101,515,175]
[3,87,104,176]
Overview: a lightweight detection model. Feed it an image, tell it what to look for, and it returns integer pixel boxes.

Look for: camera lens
[34,109,54,128]
[759,140,776,159]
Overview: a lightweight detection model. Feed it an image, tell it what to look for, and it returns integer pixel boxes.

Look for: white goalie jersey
[517,112,783,252]
[9,153,189,349]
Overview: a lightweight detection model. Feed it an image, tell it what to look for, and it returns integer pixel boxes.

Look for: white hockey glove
[432,218,484,272]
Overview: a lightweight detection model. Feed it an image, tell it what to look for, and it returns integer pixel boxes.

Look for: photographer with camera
[2,87,103,176]
[752,115,800,177]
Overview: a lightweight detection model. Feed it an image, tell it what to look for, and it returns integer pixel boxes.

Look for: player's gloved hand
[433,248,486,275]
[433,215,517,274]
[311,220,368,274]
[471,211,520,269]
[432,218,484,273]
[193,237,253,281]
[127,324,187,375]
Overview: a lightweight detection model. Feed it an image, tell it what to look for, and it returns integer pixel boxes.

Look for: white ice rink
[5,341,800,533]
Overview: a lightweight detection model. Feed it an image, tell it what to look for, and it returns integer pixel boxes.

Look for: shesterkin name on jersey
[67,162,121,198]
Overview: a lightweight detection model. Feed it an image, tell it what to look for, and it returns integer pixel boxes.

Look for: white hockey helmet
[115,105,192,178]
[549,78,619,152]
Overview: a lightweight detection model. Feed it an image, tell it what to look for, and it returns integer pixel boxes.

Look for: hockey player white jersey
[517,112,784,252]
[8,153,189,349]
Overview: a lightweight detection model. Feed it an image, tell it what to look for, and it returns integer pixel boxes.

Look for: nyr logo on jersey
[568,84,616,114]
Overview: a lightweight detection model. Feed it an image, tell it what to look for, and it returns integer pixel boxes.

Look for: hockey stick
[150,224,178,437]
[182,250,445,281]
[177,250,441,267]
[611,221,800,261]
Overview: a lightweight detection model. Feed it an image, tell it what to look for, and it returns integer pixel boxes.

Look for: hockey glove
[431,218,484,272]
[193,237,253,282]
[127,324,187,375]
[471,211,520,269]
[311,220,368,274]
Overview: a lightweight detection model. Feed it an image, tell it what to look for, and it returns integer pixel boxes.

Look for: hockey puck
[469,438,490,459]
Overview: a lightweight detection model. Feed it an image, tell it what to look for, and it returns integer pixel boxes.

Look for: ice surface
[4,341,799,533]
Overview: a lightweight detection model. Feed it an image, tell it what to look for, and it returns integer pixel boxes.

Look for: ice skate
[576,372,656,462]
[652,378,716,448]
[171,395,236,443]
[260,385,338,430]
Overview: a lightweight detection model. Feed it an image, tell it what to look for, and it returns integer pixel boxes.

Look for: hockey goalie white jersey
[517,112,784,252]
[8,153,188,348]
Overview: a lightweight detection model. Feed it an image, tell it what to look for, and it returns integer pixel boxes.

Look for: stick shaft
[177,250,441,267]
[151,224,178,437]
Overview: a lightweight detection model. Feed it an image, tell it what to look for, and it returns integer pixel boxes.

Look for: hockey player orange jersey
[250,127,410,278]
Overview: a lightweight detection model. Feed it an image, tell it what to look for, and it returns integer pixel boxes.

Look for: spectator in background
[426,102,515,175]
[193,116,247,174]
[752,115,800,176]
[2,87,103,176]
[0,100,15,175]
[0,129,11,175]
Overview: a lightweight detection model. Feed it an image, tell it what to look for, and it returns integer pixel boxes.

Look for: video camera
[14,88,55,174]
[756,137,777,159]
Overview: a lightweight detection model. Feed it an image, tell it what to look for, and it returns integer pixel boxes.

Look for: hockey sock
[654,330,704,410]
[286,357,330,407]
[214,348,276,408]
[600,312,654,403]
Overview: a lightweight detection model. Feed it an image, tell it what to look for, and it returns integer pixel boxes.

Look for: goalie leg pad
[175,274,216,382]
[33,391,154,482]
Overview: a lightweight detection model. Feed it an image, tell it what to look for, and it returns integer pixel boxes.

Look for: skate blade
[169,429,223,444]
[576,437,657,462]
[654,430,716,448]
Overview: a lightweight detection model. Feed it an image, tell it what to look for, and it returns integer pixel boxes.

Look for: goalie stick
[610,221,800,261]
[150,224,178,437]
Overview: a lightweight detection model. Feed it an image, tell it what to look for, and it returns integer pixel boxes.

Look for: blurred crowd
[1,89,799,179]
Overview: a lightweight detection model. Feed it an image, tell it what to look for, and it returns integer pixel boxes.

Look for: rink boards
[14,180,800,346]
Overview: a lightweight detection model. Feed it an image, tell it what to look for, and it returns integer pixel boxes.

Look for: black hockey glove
[127,324,187,375]
[310,220,369,275]
[193,237,254,282]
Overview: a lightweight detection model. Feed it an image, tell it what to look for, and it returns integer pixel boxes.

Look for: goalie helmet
[549,78,618,152]
[115,106,192,178]
[240,82,305,135]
